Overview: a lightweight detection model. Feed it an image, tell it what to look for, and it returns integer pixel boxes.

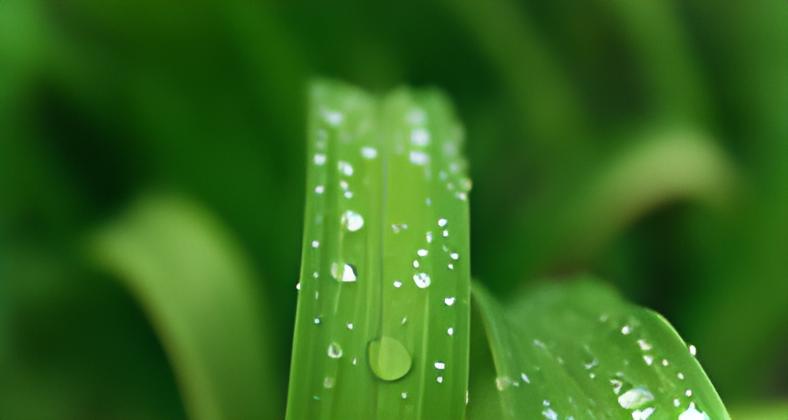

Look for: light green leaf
[92,195,279,420]
[469,279,729,419]
[286,80,472,419]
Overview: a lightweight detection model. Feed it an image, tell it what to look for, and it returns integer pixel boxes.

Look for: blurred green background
[1,0,786,418]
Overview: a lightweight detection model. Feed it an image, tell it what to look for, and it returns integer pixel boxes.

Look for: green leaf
[286,80,472,419]
[469,279,729,419]
[92,195,280,420]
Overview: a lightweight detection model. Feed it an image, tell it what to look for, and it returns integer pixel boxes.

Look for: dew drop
[331,262,358,283]
[323,376,335,389]
[521,372,530,384]
[409,151,429,165]
[338,160,354,176]
[436,376,444,384]
[327,342,343,359]
[678,403,710,420]
[401,392,408,400]
[495,376,513,391]
[447,327,454,336]
[315,185,325,194]
[322,110,344,126]
[688,344,697,357]
[393,280,403,288]
[434,361,446,370]
[621,325,632,335]
[341,210,364,232]
[368,337,412,381]
[632,407,655,420]
[314,154,327,165]
[438,218,448,227]
[442,229,449,238]
[643,355,654,366]
[449,252,460,261]
[618,387,654,409]
[411,128,430,146]
[413,273,431,288]
[417,248,429,257]
[637,339,652,351]
[542,407,558,420]
[311,240,320,248]
[361,146,378,159]
[444,296,456,306]
[346,322,354,330]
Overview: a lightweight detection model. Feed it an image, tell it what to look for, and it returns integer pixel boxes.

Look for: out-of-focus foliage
[1,0,787,418]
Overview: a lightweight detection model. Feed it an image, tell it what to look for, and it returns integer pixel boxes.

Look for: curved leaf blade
[470,279,728,419]
[92,195,279,420]
[286,80,472,419]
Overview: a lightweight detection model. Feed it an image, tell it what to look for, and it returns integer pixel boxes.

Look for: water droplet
[346,322,354,330]
[618,387,654,409]
[685,389,693,397]
[678,403,710,420]
[643,355,654,366]
[436,376,444,384]
[447,327,454,336]
[438,218,448,227]
[315,185,325,194]
[411,128,430,146]
[361,146,378,159]
[542,407,558,420]
[327,342,343,359]
[409,151,429,165]
[323,376,335,389]
[413,260,420,269]
[311,240,320,248]
[331,262,358,282]
[495,376,513,391]
[393,280,403,288]
[447,263,455,270]
[637,339,652,351]
[444,296,456,306]
[295,282,301,291]
[677,372,685,380]
[314,317,322,325]
[442,229,449,238]
[413,273,431,288]
[338,161,354,176]
[673,398,681,407]
[417,248,429,257]
[322,109,344,126]
[621,325,632,335]
[426,231,434,243]
[449,252,460,261]
[368,337,412,381]
[520,372,530,384]
[632,407,655,420]
[401,392,408,400]
[661,359,670,367]
[688,344,697,357]
[341,210,364,232]
[434,361,446,370]
[314,154,327,165]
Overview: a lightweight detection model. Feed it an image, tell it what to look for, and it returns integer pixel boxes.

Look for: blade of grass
[92,195,279,420]
[286,80,472,419]
[469,278,729,419]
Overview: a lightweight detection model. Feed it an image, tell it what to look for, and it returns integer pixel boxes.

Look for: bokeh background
[1,0,786,418]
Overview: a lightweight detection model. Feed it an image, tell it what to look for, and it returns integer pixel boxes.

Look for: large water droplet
[327,342,343,359]
[331,262,358,282]
[618,387,654,409]
[368,336,412,381]
[413,273,431,288]
[678,403,710,420]
[341,210,364,232]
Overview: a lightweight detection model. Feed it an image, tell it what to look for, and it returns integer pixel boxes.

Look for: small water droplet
[338,161,354,176]
[311,240,320,248]
[677,372,685,380]
[409,151,429,165]
[436,376,444,384]
[393,280,403,288]
[315,185,325,194]
[495,376,513,391]
[401,392,408,400]
[449,252,460,261]
[520,372,530,384]
[346,322,354,330]
[621,325,632,335]
[417,248,429,257]
[323,376,335,389]
[314,317,321,325]
[411,128,430,146]
[434,361,446,370]
[661,359,670,367]
[327,342,343,359]
[678,403,709,420]
[688,344,697,357]
[447,327,454,336]
[361,146,378,159]
[447,263,455,270]
[341,210,364,232]
[643,355,654,366]
[542,407,558,420]
[426,231,434,243]
[637,339,652,351]
[322,109,344,126]
[444,296,456,306]
[413,260,420,269]
[442,229,449,238]
[438,218,448,227]
[632,407,655,420]
[413,273,431,288]
[685,389,693,397]
[331,262,358,283]
[618,387,654,409]
[314,154,327,165]
[368,337,412,381]
[295,282,301,291]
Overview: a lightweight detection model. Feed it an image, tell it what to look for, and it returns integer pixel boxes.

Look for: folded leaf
[286,80,472,419]
[470,279,729,419]
[92,195,279,420]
